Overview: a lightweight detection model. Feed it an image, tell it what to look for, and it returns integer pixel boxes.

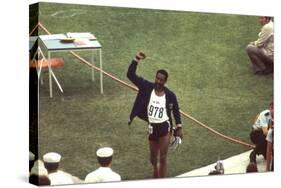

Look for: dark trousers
[246,44,273,73]
[249,130,267,163]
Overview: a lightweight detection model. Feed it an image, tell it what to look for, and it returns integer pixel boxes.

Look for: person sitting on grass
[246,16,274,75]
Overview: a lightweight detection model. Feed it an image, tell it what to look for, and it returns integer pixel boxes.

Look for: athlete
[127,52,183,178]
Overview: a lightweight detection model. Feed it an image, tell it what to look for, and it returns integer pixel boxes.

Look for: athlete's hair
[156,69,169,80]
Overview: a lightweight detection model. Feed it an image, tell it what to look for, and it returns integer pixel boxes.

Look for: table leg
[99,49,103,94]
[48,52,53,98]
[37,47,43,84]
[50,69,64,93]
[92,50,95,81]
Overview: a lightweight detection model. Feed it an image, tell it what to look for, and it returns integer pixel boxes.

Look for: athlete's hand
[173,127,183,139]
[170,127,183,149]
[171,136,182,149]
[135,52,146,61]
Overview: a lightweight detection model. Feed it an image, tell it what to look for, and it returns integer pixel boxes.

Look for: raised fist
[135,52,146,60]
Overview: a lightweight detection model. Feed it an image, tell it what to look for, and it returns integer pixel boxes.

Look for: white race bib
[147,89,169,123]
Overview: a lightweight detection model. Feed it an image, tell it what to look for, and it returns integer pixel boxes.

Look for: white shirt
[147,89,169,123]
[85,167,121,183]
[48,170,74,185]
[254,20,274,59]
[252,109,272,130]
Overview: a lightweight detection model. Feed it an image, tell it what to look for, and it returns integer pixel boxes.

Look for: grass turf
[30,3,273,180]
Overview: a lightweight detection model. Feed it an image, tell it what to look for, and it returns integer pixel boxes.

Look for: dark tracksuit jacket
[127,60,182,128]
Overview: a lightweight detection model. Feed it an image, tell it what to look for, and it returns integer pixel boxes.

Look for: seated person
[29,160,51,186]
[29,151,35,172]
[249,102,273,163]
[246,17,273,75]
[43,152,74,185]
[85,147,121,183]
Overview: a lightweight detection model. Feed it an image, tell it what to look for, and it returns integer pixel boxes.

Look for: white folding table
[40,36,103,97]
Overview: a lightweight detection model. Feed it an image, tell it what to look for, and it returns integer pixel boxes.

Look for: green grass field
[30,3,273,181]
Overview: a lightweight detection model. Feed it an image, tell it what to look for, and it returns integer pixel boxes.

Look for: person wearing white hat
[29,160,51,185]
[29,151,35,172]
[43,152,74,185]
[85,147,121,183]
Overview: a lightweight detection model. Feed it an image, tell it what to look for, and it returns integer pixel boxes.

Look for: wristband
[176,124,182,128]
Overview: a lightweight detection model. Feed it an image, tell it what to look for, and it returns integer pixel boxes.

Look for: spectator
[43,152,74,185]
[29,160,51,185]
[29,151,35,172]
[246,16,274,75]
[266,124,274,171]
[85,147,121,183]
[246,162,258,173]
[249,102,273,163]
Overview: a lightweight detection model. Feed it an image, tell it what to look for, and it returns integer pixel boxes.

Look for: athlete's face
[155,73,167,90]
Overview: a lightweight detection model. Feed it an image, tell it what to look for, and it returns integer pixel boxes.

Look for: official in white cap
[85,147,121,183]
[29,151,35,172]
[29,160,51,185]
[43,152,74,185]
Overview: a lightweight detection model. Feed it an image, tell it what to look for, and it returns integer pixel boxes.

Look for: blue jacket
[127,60,182,127]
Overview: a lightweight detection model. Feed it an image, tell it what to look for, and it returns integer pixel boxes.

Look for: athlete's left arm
[173,95,183,139]
[172,93,182,128]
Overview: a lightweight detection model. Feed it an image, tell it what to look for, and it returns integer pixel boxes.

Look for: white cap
[29,151,35,161]
[96,147,114,158]
[30,160,48,176]
[43,152,61,163]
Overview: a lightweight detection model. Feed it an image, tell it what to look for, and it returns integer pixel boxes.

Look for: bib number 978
[148,105,164,118]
